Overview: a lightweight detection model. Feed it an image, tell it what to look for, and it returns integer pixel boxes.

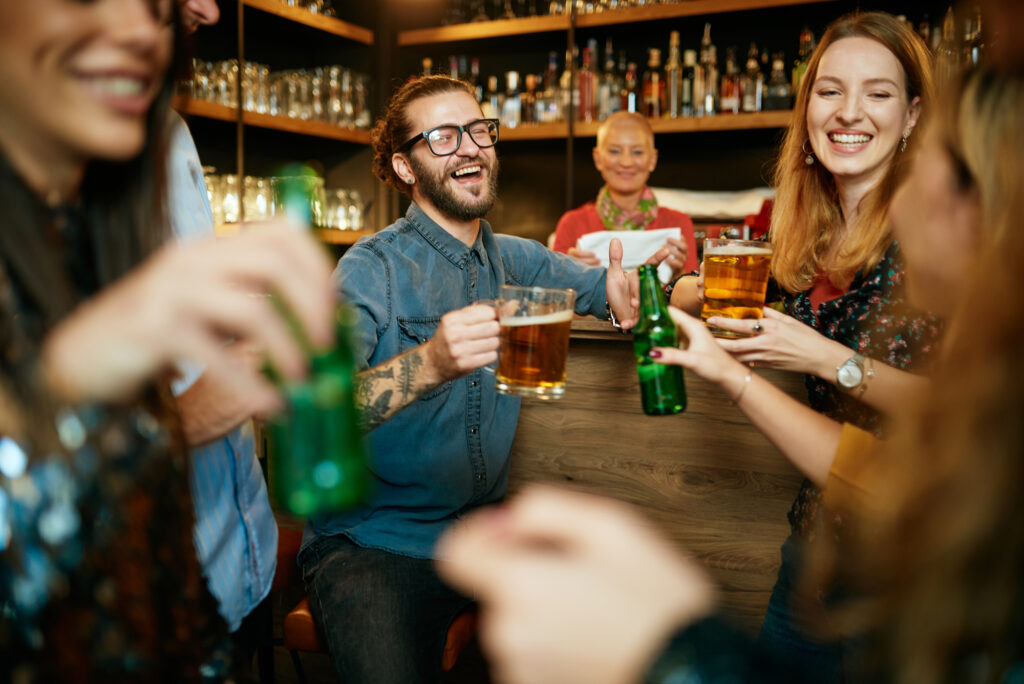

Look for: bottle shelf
[574,0,835,28]
[314,229,374,245]
[398,0,834,45]
[242,0,374,44]
[398,14,570,46]
[499,110,791,141]
[172,96,372,143]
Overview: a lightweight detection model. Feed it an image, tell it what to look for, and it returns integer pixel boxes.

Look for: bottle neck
[638,266,666,315]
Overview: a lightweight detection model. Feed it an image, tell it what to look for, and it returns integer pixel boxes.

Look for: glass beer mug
[264,169,370,516]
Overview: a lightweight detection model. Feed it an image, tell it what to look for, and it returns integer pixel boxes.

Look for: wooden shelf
[242,111,371,143]
[575,0,835,28]
[314,229,374,245]
[497,111,790,141]
[398,14,569,46]
[172,95,237,122]
[243,0,373,44]
[398,0,833,45]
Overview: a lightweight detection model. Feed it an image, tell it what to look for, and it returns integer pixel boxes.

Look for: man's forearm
[355,344,442,433]
[176,372,254,447]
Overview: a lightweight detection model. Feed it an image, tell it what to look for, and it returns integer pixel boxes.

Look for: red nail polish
[649,349,662,359]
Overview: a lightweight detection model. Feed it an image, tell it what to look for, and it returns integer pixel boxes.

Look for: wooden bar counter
[508,318,808,631]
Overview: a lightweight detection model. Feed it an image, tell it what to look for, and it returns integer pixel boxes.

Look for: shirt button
[470,427,478,434]
[470,380,478,388]
[476,474,484,482]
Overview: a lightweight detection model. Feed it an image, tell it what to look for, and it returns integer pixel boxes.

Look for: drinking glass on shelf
[346,190,364,231]
[202,169,224,226]
[325,189,351,230]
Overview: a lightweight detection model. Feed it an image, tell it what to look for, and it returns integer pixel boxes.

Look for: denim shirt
[167,114,276,631]
[305,202,608,559]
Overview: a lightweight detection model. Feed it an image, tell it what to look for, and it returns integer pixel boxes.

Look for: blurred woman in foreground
[0,1,334,680]
[437,63,1024,684]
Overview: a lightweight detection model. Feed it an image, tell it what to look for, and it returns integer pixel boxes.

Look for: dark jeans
[758,533,843,683]
[298,533,474,684]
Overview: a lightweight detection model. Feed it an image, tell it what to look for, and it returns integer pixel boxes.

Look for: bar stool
[283,596,478,683]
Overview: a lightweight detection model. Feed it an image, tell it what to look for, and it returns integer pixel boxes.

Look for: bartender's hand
[568,245,601,267]
[42,222,334,411]
[664,236,690,282]
[424,303,500,382]
[606,239,669,330]
[437,485,716,684]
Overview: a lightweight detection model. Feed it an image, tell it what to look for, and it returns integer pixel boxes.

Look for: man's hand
[567,245,601,267]
[605,239,670,330]
[423,303,500,384]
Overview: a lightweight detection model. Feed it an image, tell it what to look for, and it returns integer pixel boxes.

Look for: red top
[551,203,699,273]
[808,273,849,313]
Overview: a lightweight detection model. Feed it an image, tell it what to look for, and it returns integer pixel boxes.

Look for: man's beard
[410,153,500,222]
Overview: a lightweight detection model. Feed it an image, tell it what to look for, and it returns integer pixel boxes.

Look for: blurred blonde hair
[818,65,1024,684]
[769,12,933,292]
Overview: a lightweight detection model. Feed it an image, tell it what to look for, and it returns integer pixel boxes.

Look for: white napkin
[577,227,681,283]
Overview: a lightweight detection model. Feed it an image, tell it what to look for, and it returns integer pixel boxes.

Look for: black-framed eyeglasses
[397,119,500,156]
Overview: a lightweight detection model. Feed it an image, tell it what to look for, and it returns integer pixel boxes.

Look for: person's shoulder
[655,206,693,225]
[558,202,598,223]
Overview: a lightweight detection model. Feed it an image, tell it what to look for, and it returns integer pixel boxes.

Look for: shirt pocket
[397,316,453,401]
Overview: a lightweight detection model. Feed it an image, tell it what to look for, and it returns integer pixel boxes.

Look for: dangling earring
[899,131,909,153]
[802,140,815,165]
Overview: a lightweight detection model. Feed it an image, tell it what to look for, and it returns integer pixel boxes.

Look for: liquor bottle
[935,5,960,83]
[917,15,932,49]
[560,45,579,122]
[597,38,620,120]
[503,70,522,127]
[681,49,697,117]
[699,24,718,116]
[538,51,562,122]
[448,55,459,80]
[740,43,763,113]
[621,61,640,113]
[482,75,503,118]
[665,31,683,118]
[579,46,598,121]
[633,264,686,416]
[762,55,792,110]
[964,1,984,66]
[470,57,483,102]
[792,26,815,92]
[719,46,741,114]
[642,48,665,119]
[522,73,538,124]
[265,172,370,516]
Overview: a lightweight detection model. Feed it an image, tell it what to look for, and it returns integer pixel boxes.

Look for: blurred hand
[663,236,689,282]
[42,222,335,413]
[711,307,851,377]
[424,303,500,381]
[696,261,705,303]
[606,239,670,330]
[567,245,601,267]
[437,485,716,684]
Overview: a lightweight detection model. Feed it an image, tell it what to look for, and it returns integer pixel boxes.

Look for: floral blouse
[768,242,944,539]
[0,170,227,681]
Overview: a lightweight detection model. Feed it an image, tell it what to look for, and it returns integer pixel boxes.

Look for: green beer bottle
[264,167,371,516]
[632,264,686,415]
[266,306,371,516]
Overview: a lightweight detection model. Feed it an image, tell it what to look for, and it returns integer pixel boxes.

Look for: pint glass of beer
[701,238,773,338]
[495,285,576,400]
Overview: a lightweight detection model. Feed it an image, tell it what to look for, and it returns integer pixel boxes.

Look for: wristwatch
[835,353,867,393]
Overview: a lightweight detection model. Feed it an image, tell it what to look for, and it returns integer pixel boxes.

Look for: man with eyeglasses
[299,75,661,683]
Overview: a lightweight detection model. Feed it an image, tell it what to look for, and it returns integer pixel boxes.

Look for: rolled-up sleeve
[823,422,881,513]
[496,234,608,319]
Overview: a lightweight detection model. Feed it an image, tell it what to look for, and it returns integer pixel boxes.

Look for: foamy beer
[495,285,576,399]
[701,238,774,338]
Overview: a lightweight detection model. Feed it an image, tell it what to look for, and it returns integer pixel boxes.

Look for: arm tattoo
[353,346,433,433]
[397,349,424,401]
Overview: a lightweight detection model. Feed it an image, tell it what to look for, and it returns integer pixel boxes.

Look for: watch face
[837,361,863,388]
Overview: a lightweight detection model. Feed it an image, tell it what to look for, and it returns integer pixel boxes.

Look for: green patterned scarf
[595,185,659,231]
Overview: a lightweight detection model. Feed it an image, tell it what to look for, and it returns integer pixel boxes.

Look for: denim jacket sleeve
[333,240,392,372]
[495,234,608,319]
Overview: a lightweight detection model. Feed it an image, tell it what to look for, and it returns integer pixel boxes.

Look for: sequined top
[0,157,226,681]
[769,242,943,539]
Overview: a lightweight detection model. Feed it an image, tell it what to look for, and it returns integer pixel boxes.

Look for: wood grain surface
[508,320,808,631]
